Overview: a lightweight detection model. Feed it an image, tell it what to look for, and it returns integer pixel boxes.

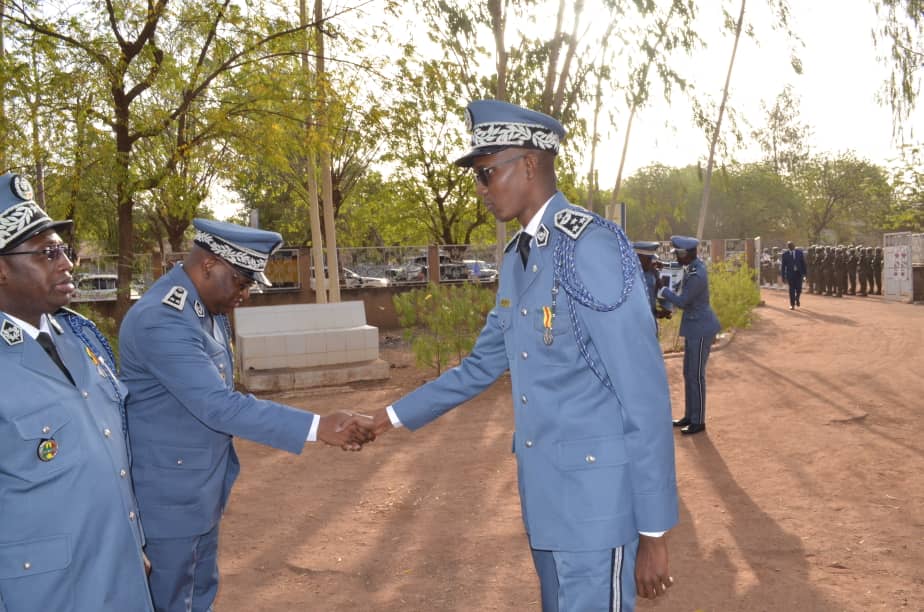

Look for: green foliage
[708,260,761,331]
[393,282,496,374]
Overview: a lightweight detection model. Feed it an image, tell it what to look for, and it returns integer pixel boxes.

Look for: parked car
[463,259,499,283]
[71,273,141,302]
[386,251,469,283]
[343,267,389,288]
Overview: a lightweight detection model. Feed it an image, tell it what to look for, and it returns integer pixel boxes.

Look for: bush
[708,260,761,331]
[393,282,496,374]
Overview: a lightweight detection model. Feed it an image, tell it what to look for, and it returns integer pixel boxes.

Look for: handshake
[317,408,395,451]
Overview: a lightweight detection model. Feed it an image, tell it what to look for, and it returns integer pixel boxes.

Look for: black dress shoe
[672,417,691,428]
[681,423,706,435]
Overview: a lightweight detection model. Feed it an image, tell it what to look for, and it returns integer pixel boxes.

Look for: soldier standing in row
[805,245,815,294]
[872,246,884,295]
[857,246,869,296]
[846,246,858,295]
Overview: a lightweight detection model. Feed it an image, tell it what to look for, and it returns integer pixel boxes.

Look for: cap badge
[1,319,24,346]
[37,438,58,461]
[11,174,34,201]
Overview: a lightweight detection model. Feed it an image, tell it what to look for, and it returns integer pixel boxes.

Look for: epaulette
[554,208,594,239]
[162,286,188,311]
[505,230,521,253]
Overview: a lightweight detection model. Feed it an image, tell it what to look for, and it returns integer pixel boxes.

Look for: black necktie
[36,331,75,385]
[517,232,532,269]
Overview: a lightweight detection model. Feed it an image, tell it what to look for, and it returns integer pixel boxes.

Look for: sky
[208,0,920,220]
[589,0,920,185]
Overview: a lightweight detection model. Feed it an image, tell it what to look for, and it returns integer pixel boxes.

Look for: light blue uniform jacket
[394,194,678,551]
[119,265,314,539]
[660,259,721,339]
[0,310,153,612]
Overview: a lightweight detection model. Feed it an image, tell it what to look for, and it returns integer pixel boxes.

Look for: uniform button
[23,562,31,570]
[103,428,112,438]
[585,455,596,464]
[81,390,89,398]
[521,351,528,359]
[176,459,184,465]
[525,440,534,448]
[532,264,538,273]
[42,425,51,434]
[521,394,527,404]
[129,511,136,521]
[218,363,225,370]
[521,308,528,316]
[120,469,127,478]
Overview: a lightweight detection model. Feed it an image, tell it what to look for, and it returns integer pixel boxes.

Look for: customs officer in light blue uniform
[0,173,154,611]
[119,219,373,612]
[369,101,678,611]
[657,236,721,435]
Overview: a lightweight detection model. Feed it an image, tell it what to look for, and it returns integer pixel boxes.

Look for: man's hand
[635,534,672,599]
[317,411,375,451]
[370,407,395,436]
[143,551,152,577]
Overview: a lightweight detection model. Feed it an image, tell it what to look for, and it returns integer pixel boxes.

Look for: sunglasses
[215,256,257,292]
[0,243,75,262]
[473,153,528,186]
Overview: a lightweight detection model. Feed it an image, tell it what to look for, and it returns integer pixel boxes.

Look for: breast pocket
[531,307,579,367]
[0,406,84,483]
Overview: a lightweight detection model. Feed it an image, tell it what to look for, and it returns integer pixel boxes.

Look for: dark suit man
[780,241,807,309]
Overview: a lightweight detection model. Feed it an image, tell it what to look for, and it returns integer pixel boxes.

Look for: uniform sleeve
[121,308,313,454]
[572,229,679,533]
[661,265,707,310]
[393,308,509,430]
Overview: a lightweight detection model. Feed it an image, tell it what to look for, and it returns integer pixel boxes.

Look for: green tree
[794,154,892,244]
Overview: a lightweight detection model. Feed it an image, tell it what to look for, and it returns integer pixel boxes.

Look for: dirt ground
[215,287,924,611]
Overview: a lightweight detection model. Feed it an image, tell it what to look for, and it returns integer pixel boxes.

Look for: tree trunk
[696,0,746,240]
[317,0,340,303]
[300,0,326,303]
[489,0,508,266]
[0,0,6,170]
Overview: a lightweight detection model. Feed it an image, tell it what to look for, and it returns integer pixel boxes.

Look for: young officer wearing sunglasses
[368,100,679,611]
[0,172,156,611]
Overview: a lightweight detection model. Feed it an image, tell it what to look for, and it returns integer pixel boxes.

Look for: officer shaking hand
[367,100,678,612]
[118,219,374,612]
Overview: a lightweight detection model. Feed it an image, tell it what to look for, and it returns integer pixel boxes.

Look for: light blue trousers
[531,537,639,612]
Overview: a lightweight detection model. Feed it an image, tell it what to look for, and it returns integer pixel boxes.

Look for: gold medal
[542,306,554,346]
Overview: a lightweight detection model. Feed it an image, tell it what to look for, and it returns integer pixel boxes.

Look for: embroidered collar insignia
[194,300,205,318]
[1,319,24,345]
[535,224,550,247]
